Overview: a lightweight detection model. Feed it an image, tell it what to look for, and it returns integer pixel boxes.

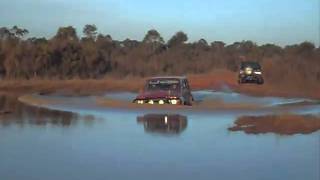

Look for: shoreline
[17,92,320,113]
[1,71,319,100]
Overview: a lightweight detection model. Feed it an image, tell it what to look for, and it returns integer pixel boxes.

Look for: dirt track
[1,70,320,100]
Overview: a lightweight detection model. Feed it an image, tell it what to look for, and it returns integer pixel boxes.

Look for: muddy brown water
[0,92,319,180]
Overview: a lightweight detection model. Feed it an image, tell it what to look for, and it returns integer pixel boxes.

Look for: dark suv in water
[133,76,193,105]
[238,61,264,84]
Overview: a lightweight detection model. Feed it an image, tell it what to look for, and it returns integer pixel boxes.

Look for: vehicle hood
[135,90,181,100]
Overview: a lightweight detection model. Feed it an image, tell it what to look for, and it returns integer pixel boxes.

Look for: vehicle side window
[181,80,186,89]
[185,80,190,90]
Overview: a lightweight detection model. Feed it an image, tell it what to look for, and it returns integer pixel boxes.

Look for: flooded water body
[0,92,319,180]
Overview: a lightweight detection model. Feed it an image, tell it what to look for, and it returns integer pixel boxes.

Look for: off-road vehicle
[133,76,193,105]
[238,61,264,84]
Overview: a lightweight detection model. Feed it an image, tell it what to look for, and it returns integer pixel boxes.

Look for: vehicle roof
[240,61,261,69]
[241,61,260,64]
[147,76,187,80]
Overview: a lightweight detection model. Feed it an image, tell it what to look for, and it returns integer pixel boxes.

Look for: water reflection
[137,114,187,135]
[0,95,91,127]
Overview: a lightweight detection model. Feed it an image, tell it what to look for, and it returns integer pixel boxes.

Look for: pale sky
[0,0,319,46]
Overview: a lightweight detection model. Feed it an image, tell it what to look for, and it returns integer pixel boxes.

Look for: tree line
[0,25,319,86]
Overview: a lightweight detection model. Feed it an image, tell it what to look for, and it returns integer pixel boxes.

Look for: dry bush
[0,25,319,93]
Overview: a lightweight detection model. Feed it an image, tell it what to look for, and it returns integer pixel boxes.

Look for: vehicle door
[181,79,192,101]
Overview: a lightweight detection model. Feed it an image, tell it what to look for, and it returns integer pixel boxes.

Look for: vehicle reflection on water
[137,114,187,135]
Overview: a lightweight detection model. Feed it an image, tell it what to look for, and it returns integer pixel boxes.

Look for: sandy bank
[0,70,319,100]
[229,114,320,135]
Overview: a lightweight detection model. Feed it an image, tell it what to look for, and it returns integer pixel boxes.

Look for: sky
[0,0,319,46]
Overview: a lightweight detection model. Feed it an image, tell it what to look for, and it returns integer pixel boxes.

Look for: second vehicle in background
[238,61,264,84]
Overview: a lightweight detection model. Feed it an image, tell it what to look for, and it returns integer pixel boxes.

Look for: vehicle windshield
[146,79,180,91]
[241,62,261,70]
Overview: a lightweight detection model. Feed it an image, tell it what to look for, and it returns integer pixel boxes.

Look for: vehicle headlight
[158,100,164,105]
[148,100,154,104]
[254,71,262,75]
[245,67,253,75]
[136,100,144,104]
[170,99,178,105]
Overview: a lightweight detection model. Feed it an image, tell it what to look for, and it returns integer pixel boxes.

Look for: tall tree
[11,26,29,38]
[83,24,98,40]
[143,29,164,44]
[0,26,29,40]
[167,31,188,48]
[211,41,225,49]
[54,26,78,41]
[0,27,13,40]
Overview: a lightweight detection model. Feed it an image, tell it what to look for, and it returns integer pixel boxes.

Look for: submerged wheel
[183,96,193,106]
[257,78,264,85]
[187,96,193,106]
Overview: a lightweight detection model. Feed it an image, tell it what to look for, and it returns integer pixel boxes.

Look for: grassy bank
[1,70,319,99]
[229,114,320,135]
